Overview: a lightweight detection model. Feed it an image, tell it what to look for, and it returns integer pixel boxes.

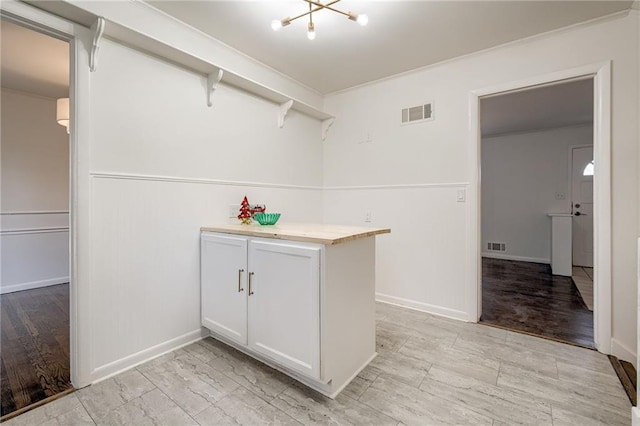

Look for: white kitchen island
[200,223,390,398]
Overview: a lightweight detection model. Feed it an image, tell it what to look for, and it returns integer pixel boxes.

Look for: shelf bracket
[206,68,224,107]
[278,99,294,128]
[89,17,105,72]
[321,118,335,141]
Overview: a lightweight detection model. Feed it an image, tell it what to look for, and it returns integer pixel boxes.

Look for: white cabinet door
[201,233,248,345]
[248,240,320,379]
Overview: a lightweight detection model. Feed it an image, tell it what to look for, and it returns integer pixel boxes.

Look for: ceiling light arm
[286,0,341,24]
[272,0,367,37]
[303,0,350,18]
[307,2,315,40]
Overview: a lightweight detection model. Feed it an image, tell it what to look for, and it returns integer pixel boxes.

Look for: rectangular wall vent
[487,242,506,252]
[401,102,434,125]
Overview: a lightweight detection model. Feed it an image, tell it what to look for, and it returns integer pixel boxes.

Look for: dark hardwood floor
[480,258,594,348]
[609,355,637,405]
[1,283,72,417]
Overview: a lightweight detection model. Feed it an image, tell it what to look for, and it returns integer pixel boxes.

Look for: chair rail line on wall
[91,172,468,192]
[90,172,323,191]
[0,211,70,215]
[324,182,469,191]
[0,227,70,236]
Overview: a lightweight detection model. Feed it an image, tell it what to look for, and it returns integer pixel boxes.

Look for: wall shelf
[101,19,333,123]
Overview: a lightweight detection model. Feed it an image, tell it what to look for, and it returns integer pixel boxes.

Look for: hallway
[480,258,594,348]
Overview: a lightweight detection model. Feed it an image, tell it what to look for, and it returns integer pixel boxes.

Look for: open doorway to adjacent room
[1,19,72,419]
[478,78,595,348]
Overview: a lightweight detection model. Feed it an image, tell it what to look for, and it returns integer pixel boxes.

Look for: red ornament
[251,204,266,216]
[238,196,252,224]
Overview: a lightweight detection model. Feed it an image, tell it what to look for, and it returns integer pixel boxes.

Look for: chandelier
[271,0,368,40]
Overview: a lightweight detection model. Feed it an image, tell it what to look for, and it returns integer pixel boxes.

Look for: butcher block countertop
[201,223,391,245]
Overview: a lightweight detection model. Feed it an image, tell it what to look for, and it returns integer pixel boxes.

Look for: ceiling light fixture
[56,98,70,134]
[307,2,316,39]
[271,0,368,40]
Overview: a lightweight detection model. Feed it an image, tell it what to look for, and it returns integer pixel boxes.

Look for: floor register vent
[401,102,434,125]
[487,242,506,252]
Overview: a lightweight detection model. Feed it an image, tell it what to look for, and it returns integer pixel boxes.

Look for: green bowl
[254,213,281,225]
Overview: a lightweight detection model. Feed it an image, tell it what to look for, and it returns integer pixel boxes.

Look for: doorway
[469,61,612,354]
[477,78,595,348]
[0,19,72,418]
[1,0,95,417]
[570,145,595,313]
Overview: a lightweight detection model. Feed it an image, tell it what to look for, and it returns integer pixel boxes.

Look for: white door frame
[468,61,612,353]
[1,0,93,387]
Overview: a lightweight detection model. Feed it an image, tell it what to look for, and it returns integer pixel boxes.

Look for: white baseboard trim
[90,328,208,383]
[611,337,637,366]
[481,252,549,264]
[376,293,468,322]
[1,277,69,294]
[632,407,640,426]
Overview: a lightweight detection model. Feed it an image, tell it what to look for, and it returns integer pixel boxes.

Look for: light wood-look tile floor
[4,302,630,425]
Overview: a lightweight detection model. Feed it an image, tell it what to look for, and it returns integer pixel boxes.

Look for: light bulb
[357,14,368,26]
[307,22,316,40]
[272,17,291,31]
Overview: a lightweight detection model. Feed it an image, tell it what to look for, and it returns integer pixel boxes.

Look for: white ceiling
[480,78,593,137]
[0,1,611,133]
[147,0,632,94]
[0,19,69,98]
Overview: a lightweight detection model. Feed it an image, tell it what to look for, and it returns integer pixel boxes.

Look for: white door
[201,233,248,345]
[248,240,320,379]
[571,146,594,267]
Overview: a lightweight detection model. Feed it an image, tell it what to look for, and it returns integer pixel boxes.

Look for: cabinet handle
[248,272,255,295]
[238,269,245,292]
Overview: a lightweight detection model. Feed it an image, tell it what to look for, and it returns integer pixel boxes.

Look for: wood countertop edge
[200,226,391,245]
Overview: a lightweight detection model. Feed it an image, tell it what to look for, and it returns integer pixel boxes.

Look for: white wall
[44,0,325,111]
[86,40,324,379]
[481,124,593,264]
[14,3,636,382]
[324,185,469,320]
[323,12,639,363]
[1,88,70,293]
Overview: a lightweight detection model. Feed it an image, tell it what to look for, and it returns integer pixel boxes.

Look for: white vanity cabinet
[200,223,390,398]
